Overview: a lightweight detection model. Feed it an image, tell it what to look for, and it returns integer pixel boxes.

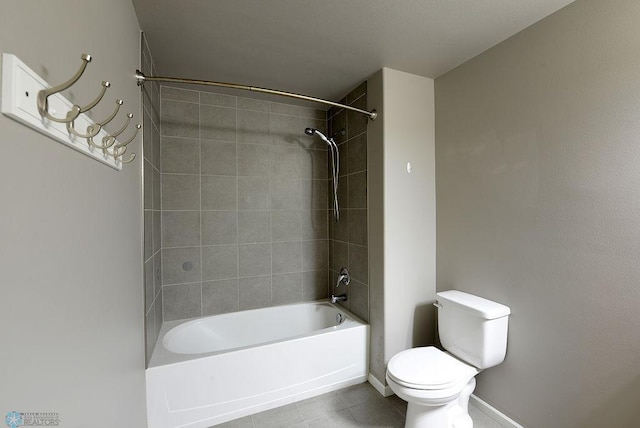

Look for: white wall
[368,68,436,388]
[435,0,640,426]
[0,2,146,427]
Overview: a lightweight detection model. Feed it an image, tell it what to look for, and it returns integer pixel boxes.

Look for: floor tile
[252,403,304,428]
[305,409,359,428]
[212,415,254,427]
[296,391,347,422]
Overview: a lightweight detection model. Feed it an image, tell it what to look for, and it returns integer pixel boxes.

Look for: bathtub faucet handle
[336,267,351,288]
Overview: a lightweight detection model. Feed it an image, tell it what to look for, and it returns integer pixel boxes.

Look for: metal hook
[37,53,91,123]
[68,98,123,139]
[104,121,139,156]
[112,144,136,164]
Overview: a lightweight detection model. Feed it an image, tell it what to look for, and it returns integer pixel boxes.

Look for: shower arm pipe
[135,70,378,121]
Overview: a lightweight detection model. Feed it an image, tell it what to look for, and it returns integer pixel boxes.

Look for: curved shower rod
[135,70,377,121]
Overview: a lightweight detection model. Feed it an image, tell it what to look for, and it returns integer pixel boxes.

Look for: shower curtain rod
[135,70,377,120]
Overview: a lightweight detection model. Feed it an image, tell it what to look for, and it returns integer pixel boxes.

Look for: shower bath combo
[304,127,342,221]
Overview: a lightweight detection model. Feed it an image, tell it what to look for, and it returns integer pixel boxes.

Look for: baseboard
[470,394,524,428]
[367,372,394,397]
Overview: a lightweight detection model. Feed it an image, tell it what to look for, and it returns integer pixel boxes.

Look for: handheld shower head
[304,128,331,145]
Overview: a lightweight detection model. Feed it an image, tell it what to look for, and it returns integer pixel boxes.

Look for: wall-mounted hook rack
[1,53,139,170]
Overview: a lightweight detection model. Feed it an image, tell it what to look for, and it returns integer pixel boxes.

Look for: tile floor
[213,382,503,427]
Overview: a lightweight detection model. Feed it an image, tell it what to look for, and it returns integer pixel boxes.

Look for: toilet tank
[436,290,511,370]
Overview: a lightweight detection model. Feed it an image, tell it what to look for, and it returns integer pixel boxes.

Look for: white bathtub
[146,301,369,428]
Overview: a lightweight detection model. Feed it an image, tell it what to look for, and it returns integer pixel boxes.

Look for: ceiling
[132,0,576,103]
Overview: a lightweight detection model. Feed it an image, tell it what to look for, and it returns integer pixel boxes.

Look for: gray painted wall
[368,68,436,389]
[435,0,640,426]
[0,2,146,427]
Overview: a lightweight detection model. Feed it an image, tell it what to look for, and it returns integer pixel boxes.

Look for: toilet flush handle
[433,301,442,309]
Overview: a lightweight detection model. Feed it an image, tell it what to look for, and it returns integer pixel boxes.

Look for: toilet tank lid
[436,290,511,319]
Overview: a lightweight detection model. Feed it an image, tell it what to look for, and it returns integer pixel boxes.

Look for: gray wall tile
[302,180,328,210]
[302,240,328,271]
[303,270,328,301]
[200,92,236,108]
[201,140,237,176]
[270,113,301,146]
[163,282,202,321]
[239,276,272,310]
[200,105,236,142]
[161,137,199,174]
[238,243,271,277]
[238,97,269,112]
[237,144,272,177]
[158,87,332,321]
[348,133,367,174]
[202,279,239,315]
[348,171,367,209]
[162,211,200,247]
[271,210,302,242]
[238,211,271,243]
[271,102,300,116]
[152,124,161,171]
[162,174,200,210]
[349,279,369,322]
[349,244,368,284]
[348,209,368,246]
[201,176,237,210]
[153,252,162,296]
[300,149,328,179]
[329,209,349,240]
[302,210,328,240]
[145,259,154,313]
[202,211,237,245]
[153,210,161,253]
[238,177,271,210]
[161,100,199,138]
[271,178,302,210]
[272,241,302,274]
[331,241,349,272]
[300,107,327,120]
[144,108,154,165]
[347,95,368,139]
[144,161,152,209]
[161,86,199,103]
[153,292,163,341]
[202,245,238,281]
[238,110,270,144]
[272,273,303,305]
[162,247,201,285]
[152,168,161,210]
[272,146,302,177]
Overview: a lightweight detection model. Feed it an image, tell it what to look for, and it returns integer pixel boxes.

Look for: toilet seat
[387,346,478,390]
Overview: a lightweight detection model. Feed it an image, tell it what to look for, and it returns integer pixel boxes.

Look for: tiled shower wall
[142,33,162,366]
[159,86,330,321]
[328,82,369,322]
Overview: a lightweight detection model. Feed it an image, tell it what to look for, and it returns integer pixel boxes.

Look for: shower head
[304,128,331,145]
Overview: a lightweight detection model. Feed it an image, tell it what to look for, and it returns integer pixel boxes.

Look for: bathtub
[146,301,369,428]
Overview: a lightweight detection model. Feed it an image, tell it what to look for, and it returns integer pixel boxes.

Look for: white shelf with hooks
[1,53,132,170]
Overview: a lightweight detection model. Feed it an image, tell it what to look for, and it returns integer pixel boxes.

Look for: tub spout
[331,294,347,304]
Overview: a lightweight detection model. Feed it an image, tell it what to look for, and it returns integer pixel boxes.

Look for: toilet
[386,290,511,428]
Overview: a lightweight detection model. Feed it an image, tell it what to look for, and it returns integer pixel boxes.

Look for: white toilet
[386,290,511,428]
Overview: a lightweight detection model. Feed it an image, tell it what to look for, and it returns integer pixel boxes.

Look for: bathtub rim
[148,299,367,369]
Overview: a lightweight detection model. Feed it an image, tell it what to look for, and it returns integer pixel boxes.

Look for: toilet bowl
[386,347,478,427]
[386,290,511,428]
